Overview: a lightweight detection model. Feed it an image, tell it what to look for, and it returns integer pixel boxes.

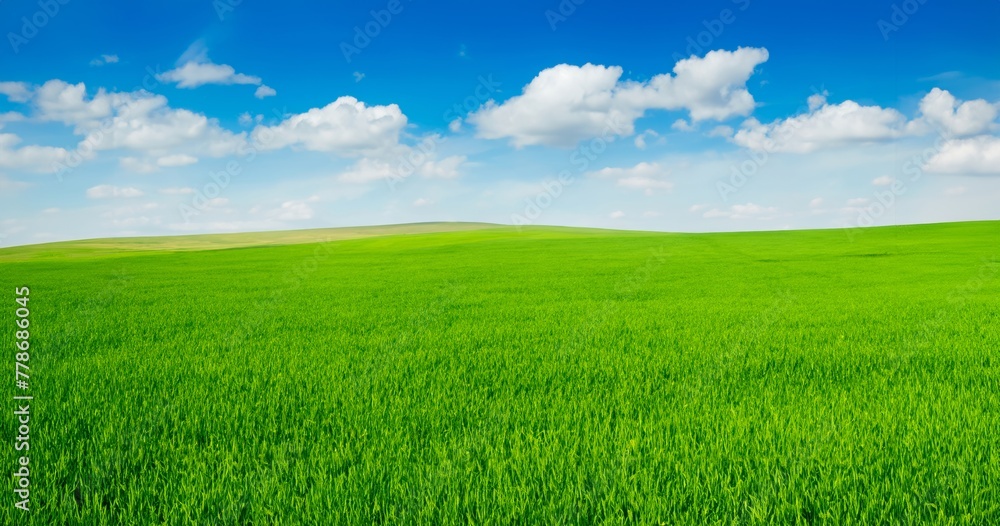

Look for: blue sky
[1,0,999,246]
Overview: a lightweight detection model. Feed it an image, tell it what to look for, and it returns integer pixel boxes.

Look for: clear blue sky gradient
[0,0,998,245]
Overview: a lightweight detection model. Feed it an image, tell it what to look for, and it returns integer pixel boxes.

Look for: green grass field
[2,221,999,524]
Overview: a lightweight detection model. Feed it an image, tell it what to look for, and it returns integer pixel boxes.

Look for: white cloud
[872,176,895,186]
[0,82,31,102]
[157,61,262,88]
[418,155,465,179]
[86,185,145,199]
[915,88,996,137]
[336,158,395,183]
[269,200,313,221]
[671,119,695,132]
[89,54,119,67]
[0,111,25,124]
[238,112,254,126]
[158,187,196,195]
[588,162,666,179]
[634,129,659,149]
[707,125,734,138]
[34,80,116,126]
[732,98,908,153]
[924,136,1000,174]
[468,47,769,147]
[252,96,406,156]
[0,133,69,173]
[413,198,432,207]
[156,154,198,167]
[119,157,156,174]
[249,98,464,183]
[809,197,824,207]
[609,210,625,219]
[254,85,276,99]
[807,92,828,111]
[32,80,247,164]
[588,161,673,192]
[703,202,780,219]
[945,186,967,196]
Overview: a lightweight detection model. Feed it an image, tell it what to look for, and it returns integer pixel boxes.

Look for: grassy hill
[0,221,504,262]
[1,221,998,524]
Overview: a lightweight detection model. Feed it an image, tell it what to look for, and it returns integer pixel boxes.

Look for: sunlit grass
[2,221,998,524]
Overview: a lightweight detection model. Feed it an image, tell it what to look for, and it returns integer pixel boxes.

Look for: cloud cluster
[732,96,909,153]
[468,47,769,147]
[0,133,69,173]
[729,88,1000,173]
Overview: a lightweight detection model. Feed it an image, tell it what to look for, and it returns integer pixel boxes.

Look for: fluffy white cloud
[924,136,1000,174]
[254,85,276,99]
[248,97,464,183]
[468,47,769,147]
[0,82,31,102]
[732,98,908,153]
[915,88,996,137]
[157,61,262,88]
[34,80,116,126]
[0,133,69,173]
[86,185,144,199]
[30,80,246,163]
[72,95,245,159]
[609,210,626,219]
[252,96,406,156]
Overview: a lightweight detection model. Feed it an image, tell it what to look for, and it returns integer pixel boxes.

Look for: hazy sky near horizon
[1,0,999,246]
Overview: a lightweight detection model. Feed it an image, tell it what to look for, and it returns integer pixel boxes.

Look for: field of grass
[1,221,999,524]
